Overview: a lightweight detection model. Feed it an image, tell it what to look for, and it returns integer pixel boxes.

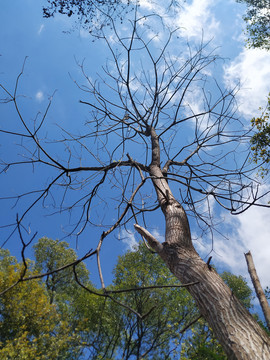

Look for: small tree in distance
[1,10,270,359]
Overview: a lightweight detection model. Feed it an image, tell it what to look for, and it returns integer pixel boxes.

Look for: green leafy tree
[33,237,90,303]
[237,0,270,50]
[250,92,270,176]
[0,249,79,359]
[34,239,198,359]
[221,271,253,309]
[33,237,110,359]
[0,241,264,359]
[42,0,181,35]
[1,241,196,359]
[107,242,198,359]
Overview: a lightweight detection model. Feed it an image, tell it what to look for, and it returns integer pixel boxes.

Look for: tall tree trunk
[135,127,270,360]
[245,251,270,330]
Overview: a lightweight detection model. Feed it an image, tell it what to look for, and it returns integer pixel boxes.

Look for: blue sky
[1,0,270,293]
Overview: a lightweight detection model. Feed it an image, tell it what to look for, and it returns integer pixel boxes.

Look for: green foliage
[0,241,197,359]
[250,93,270,176]
[181,318,227,360]
[33,237,105,359]
[33,237,89,303]
[221,271,253,309]
[0,240,258,359]
[0,248,17,271]
[0,251,79,359]
[237,0,270,50]
[110,242,198,359]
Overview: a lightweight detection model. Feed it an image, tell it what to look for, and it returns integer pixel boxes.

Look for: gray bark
[245,251,270,330]
[134,127,270,360]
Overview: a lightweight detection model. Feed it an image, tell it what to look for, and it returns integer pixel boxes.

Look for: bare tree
[245,251,270,330]
[1,11,270,359]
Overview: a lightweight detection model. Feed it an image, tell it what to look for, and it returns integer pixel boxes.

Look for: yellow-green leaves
[0,254,76,359]
[237,0,270,50]
[250,93,270,177]
[0,240,257,359]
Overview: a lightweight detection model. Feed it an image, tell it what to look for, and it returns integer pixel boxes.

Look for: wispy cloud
[224,48,270,118]
[35,91,44,102]
[195,188,270,288]
[119,229,138,251]
[38,24,45,35]
[119,227,165,252]
[176,0,220,42]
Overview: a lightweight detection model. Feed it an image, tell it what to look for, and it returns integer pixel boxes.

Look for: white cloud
[119,227,164,252]
[119,229,139,251]
[139,0,158,11]
[224,48,270,118]
[37,24,45,35]
[176,0,220,42]
[138,0,219,44]
[35,91,44,102]
[182,86,206,119]
[152,228,165,243]
[196,193,270,289]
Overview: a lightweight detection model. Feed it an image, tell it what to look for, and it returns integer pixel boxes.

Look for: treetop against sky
[0,0,270,290]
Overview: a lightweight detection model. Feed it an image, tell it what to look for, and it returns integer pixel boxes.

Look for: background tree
[250,92,270,176]
[1,10,270,359]
[33,237,90,304]
[236,0,270,50]
[34,238,198,359]
[107,242,197,359]
[33,238,116,359]
[1,240,259,359]
[0,249,79,359]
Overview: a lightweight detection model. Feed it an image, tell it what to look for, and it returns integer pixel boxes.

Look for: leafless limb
[105,281,200,294]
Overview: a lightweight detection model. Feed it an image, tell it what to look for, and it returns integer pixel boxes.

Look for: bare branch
[134,224,163,253]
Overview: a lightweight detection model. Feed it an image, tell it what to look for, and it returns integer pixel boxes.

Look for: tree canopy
[250,93,270,176]
[237,0,270,50]
[0,248,80,359]
[0,238,258,359]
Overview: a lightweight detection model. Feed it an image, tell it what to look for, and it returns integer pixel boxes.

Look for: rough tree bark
[135,127,270,360]
[245,251,270,331]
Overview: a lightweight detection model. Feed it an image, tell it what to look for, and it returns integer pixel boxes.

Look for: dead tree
[245,251,270,330]
[1,12,270,359]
